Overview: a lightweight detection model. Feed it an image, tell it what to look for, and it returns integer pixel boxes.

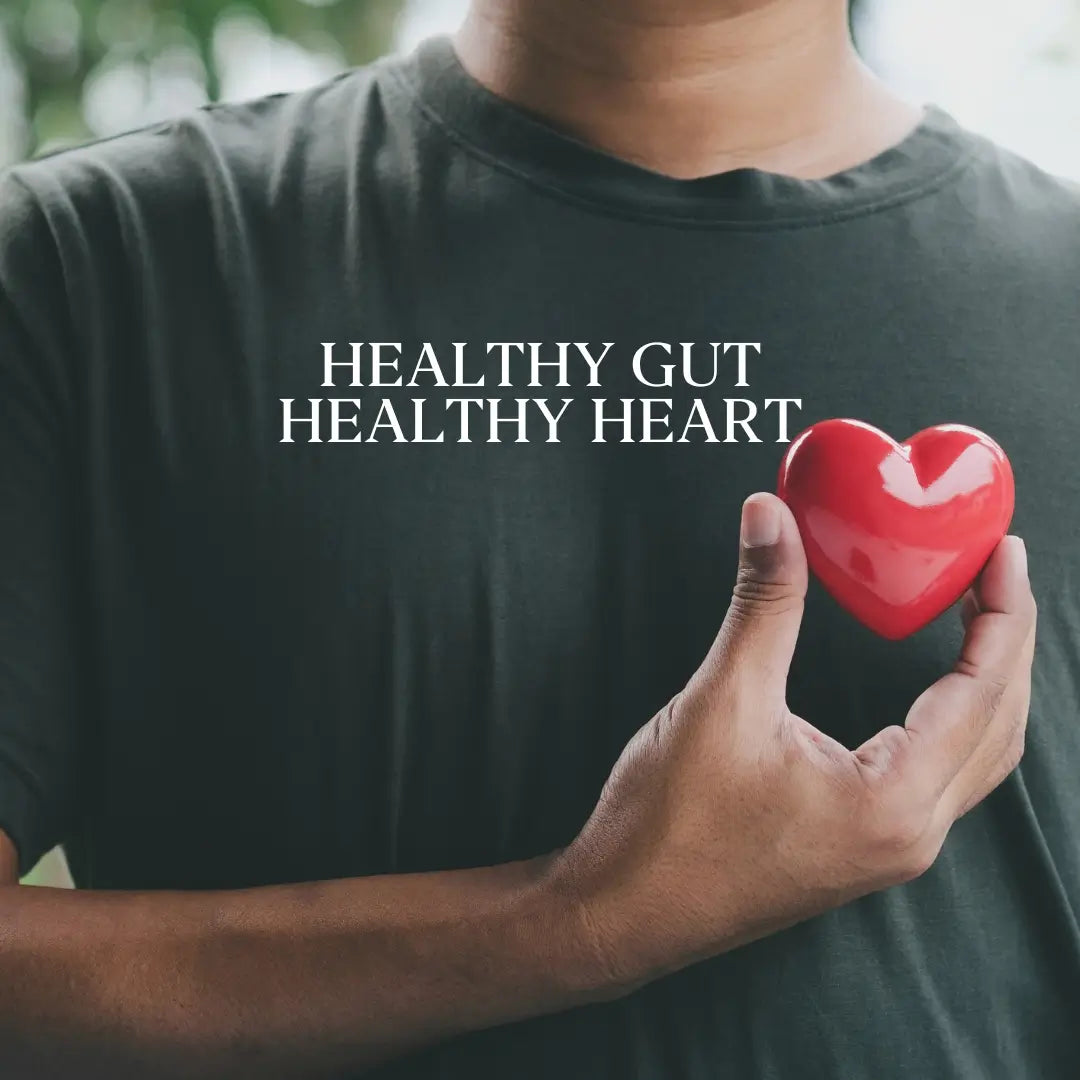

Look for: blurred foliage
[0,0,405,160]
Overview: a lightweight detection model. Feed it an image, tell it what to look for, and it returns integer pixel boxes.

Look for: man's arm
[0,497,1036,1080]
[0,831,608,1079]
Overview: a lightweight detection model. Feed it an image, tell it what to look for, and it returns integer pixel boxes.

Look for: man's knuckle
[852,726,910,783]
[971,671,1011,717]
[860,802,936,879]
[900,839,940,882]
[731,571,802,616]
[874,811,926,856]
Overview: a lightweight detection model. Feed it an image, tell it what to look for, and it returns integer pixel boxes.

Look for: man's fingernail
[1009,535,1028,577]
[741,494,781,548]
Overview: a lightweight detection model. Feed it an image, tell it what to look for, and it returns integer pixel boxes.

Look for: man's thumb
[694,493,809,694]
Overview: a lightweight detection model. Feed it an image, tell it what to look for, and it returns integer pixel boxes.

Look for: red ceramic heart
[776,419,1014,640]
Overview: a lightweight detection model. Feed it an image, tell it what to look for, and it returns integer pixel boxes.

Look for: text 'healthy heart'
[777,419,1014,640]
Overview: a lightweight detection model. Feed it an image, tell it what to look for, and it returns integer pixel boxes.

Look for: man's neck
[454,0,922,180]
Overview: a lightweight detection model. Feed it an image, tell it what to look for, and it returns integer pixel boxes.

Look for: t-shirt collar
[392,33,980,227]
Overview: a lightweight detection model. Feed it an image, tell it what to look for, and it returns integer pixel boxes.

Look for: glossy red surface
[777,419,1014,640]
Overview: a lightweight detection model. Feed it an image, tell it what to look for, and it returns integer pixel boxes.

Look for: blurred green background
[0,0,406,162]
[4,0,1079,885]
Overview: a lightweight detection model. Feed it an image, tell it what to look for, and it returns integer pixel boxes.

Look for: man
[0,0,1068,1076]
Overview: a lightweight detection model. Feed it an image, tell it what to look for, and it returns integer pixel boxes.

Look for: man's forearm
[0,854,618,1078]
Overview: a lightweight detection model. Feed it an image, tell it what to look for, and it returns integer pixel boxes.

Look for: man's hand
[549,492,1036,990]
[0,492,1035,1077]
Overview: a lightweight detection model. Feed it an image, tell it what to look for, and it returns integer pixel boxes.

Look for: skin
[0,3,1037,1076]
[455,0,923,179]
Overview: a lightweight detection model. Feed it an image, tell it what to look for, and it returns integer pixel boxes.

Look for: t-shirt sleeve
[0,168,88,876]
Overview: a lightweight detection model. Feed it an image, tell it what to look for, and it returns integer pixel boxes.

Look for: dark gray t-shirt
[1,33,1078,1080]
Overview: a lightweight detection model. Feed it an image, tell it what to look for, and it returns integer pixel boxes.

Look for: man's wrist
[527,848,649,1004]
